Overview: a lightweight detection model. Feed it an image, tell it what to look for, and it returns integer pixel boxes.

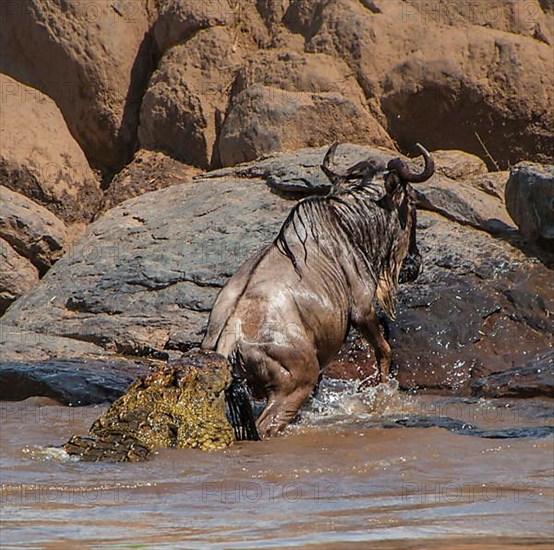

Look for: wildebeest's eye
[550,198,554,211]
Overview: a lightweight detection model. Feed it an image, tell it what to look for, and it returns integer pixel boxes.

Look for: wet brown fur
[202,144,434,437]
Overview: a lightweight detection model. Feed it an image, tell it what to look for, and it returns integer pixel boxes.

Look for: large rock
[0,0,155,172]
[390,212,553,394]
[505,162,554,248]
[0,75,101,222]
[0,155,292,357]
[287,0,554,169]
[1,146,552,398]
[0,186,68,274]
[0,238,39,314]
[218,83,394,166]
[139,27,245,168]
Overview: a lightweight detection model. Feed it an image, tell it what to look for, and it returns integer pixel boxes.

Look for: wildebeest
[202,144,434,437]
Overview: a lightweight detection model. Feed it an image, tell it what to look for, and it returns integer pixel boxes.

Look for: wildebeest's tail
[225,349,260,441]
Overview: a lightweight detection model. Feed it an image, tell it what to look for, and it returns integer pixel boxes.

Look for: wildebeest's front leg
[353,308,392,385]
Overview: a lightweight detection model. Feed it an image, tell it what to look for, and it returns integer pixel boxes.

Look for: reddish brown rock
[218,84,394,167]
[139,27,245,168]
[102,150,200,213]
[232,49,367,106]
[0,74,102,223]
[287,0,554,169]
[0,0,156,172]
[431,150,488,180]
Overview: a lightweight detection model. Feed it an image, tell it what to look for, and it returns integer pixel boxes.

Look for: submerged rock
[0,358,150,406]
[471,352,554,399]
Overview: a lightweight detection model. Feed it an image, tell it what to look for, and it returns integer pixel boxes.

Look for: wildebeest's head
[385,144,434,284]
[320,143,434,287]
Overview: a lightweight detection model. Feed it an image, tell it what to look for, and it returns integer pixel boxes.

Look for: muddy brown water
[1,380,553,549]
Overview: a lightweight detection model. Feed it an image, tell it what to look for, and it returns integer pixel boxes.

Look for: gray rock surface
[414,174,515,234]
[0,327,108,362]
[0,162,291,359]
[1,146,552,399]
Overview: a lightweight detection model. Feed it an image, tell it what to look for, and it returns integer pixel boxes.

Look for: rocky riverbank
[1,1,552,404]
[1,145,553,403]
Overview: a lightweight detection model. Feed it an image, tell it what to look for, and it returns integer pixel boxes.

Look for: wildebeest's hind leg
[240,343,320,438]
[353,308,392,385]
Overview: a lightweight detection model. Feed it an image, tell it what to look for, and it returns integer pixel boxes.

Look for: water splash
[21,445,78,462]
[296,376,418,427]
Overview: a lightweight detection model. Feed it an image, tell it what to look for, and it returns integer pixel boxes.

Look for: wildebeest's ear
[384,171,405,209]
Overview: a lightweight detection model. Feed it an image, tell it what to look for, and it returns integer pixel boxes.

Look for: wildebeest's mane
[275,183,403,318]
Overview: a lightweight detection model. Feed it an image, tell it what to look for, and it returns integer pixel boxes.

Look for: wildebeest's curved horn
[321,141,346,185]
[387,143,434,183]
[322,142,385,186]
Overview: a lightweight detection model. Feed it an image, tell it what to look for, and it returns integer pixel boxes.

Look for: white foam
[21,445,80,462]
[297,377,416,426]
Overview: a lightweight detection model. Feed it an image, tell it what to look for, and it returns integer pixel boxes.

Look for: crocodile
[62,349,259,462]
